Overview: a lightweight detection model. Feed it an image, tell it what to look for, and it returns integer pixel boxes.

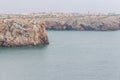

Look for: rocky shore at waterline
[0,19,49,47]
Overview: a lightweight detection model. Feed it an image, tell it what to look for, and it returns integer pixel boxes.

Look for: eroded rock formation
[0,19,49,47]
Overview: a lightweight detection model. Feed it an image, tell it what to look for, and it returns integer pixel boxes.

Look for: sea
[0,31,120,80]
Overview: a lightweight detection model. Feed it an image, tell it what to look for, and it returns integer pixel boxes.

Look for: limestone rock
[0,19,49,47]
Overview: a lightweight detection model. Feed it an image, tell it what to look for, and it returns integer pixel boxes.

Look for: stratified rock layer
[0,19,49,47]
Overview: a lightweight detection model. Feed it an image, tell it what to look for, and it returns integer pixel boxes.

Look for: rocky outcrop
[0,19,49,47]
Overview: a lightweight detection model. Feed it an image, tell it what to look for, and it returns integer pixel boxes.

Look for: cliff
[0,19,49,47]
[0,13,120,31]
[44,15,120,31]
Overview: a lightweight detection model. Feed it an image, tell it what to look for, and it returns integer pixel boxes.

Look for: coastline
[0,13,120,31]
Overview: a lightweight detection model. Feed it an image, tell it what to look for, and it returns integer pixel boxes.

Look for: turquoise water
[0,31,120,80]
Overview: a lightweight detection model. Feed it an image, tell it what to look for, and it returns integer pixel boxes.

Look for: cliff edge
[0,19,49,47]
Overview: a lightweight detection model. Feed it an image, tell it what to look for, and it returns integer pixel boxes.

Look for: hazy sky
[0,0,120,13]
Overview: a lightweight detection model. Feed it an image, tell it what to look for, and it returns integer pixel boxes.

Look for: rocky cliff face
[0,19,49,47]
[0,13,120,31]
[44,15,120,31]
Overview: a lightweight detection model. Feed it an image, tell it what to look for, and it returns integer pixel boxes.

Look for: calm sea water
[0,31,120,80]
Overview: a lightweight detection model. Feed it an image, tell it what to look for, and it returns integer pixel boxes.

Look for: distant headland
[0,12,120,31]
